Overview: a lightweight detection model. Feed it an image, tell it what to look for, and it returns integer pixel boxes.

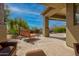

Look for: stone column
[43,16,49,37]
[0,3,7,42]
[66,4,78,48]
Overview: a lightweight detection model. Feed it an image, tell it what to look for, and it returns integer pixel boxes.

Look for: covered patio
[42,3,78,48]
[0,3,79,56]
[42,3,66,37]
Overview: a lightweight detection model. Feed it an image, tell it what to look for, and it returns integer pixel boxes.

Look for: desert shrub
[53,27,66,33]
[30,27,42,34]
[9,28,18,35]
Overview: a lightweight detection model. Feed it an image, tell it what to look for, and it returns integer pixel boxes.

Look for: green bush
[53,27,66,33]
[30,27,42,34]
[9,28,18,35]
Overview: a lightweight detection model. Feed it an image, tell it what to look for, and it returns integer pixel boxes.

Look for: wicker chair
[0,41,17,56]
[74,43,79,56]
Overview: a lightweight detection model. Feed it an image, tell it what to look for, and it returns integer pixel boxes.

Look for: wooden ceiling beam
[42,3,65,9]
[51,14,66,19]
[41,3,66,20]
[42,7,54,16]
[44,8,64,17]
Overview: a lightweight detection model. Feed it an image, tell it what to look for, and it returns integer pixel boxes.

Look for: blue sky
[7,3,66,29]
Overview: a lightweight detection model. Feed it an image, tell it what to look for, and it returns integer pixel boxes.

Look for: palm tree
[17,18,29,29]
[7,19,17,35]
[4,5,29,36]
[16,18,29,35]
[8,17,29,35]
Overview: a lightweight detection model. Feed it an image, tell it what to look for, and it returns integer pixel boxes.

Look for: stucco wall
[0,25,7,42]
[0,4,7,42]
[66,4,79,47]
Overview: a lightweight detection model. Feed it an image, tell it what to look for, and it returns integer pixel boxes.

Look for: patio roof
[41,3,66,21]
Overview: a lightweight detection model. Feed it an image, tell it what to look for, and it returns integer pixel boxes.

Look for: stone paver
[15,33,75,56]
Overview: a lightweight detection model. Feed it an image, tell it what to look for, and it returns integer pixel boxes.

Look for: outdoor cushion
[0,46,14,56]
[0,45,2,49]
[26,49,46,56]
[74,43,79,56]
[0,45,2,50]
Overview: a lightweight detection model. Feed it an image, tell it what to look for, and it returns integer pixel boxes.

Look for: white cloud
[9,7,22,12]
[9,6,41,16]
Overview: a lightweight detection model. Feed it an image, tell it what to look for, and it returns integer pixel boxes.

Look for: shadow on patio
[49,36,66,41]
[24,38,40,44]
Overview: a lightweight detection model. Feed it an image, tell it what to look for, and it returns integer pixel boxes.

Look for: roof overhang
[41,3,66,21]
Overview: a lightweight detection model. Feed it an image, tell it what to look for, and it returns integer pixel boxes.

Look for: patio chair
[26,49,46,56]
[74,43,79,56]
[0,41,17,56]
[19,29,40,44]
[20,29,31,39]
[20,29,37,39]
